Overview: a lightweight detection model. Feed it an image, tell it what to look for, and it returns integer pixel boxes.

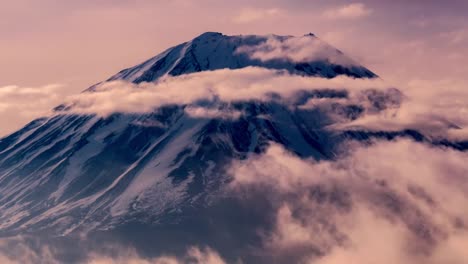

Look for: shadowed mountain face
[0,32,465,263]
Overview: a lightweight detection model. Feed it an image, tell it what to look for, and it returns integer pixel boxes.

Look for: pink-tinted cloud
[323,3,372,20]
[331,78,468,140]
[61,68,387,116]
[233,8,282,24]
[184,106,243,120]
[229,139,468,263]
[0,84,63,136]
[88,246,226,264]
[0,236,226,264]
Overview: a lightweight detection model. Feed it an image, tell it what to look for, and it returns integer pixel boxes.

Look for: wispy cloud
[323,3,372,20]
[0,84,63,136]
[232,8,282,24]
[0,236,226,264]
[184,106,243,120]
[88,246,226,264]
[0,84,62,115]
[442,29,468,45]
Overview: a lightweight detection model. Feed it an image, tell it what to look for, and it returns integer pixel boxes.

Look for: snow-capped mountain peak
[98,32,376,88]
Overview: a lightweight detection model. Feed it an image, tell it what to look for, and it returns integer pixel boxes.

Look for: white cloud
[229,140,468,263]
[323,3,372,20]
[7,66,464,144]
[236,35,356,65]
[62,67,388,116]
[184,106,243,120]
[332,78,468,140]
[58,67,468,141]
[232,8,282,24]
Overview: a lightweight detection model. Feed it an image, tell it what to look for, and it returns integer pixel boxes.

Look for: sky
[0,0,467,135]
[1,2,468,263]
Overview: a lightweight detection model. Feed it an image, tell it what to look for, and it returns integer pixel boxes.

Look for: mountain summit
[95,32,376,87]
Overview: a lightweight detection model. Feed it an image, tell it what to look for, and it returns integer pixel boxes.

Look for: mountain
[0,32,462,263]
[103,32,376,83]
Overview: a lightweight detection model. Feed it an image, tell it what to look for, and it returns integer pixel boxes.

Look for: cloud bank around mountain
[59,67,468,141]
[62,67,387,116]
[332,78,468,140]
[229,139,468,263]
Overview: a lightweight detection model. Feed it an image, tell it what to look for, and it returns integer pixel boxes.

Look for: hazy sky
[0,0,467,135]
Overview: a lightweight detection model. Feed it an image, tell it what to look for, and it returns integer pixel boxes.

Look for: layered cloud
[229,139,468,263]
[2,69,463,143]
[62,67,387,116]
[58,67,468,142]
[332,78,468,140]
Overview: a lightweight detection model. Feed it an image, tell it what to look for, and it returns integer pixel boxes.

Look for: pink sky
[0,0,467,135]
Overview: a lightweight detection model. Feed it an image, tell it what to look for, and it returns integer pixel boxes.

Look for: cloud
[229,139,468,263]
[0,84,62,116]
[3,138,468,263]
[184,106,243,120]
[236,35,356,65]
[317,21,468,88]
[0,236,59,264]
[323,3,372,20]
[0,84,64,136]
[442,29,468,45]
[232,8,282,24]
[88,246,226,264]
[332,78,468,140]
[0,236,226,264]
[61,67,388,116]
[7,65,464,145]
[58,67,468,141]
